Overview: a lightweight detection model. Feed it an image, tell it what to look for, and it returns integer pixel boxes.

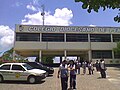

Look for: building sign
[17,25,120,33]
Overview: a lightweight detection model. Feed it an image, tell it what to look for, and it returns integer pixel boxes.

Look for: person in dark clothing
[95,60,100,71]
[68,60,77,90]
[99,59,107,78]
[76,60,81,74]
[88,62,91,75]
[57,60,69,90]
[82,61,87,75]
[88,61,94,75]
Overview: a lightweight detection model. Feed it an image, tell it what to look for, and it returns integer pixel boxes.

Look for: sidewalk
[0,67,119,90]
[52,67,120,90]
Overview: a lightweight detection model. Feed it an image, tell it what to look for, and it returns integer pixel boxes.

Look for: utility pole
[40,5,45,62]
[41,5,45,26]
[41,5,48,49]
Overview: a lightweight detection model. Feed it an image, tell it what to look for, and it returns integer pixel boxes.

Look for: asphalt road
[0,67,120,90]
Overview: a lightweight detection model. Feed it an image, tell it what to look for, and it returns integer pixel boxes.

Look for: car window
[0,65,11,70]
[37,63,43,67]
[23,64,33,70]
[12,65,25,71]
[28,63,42,68]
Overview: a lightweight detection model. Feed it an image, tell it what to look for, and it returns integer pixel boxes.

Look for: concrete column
[13,50,15,60]
[88,34,90,42]
[39,50,42,62]
[40,33,42,42]
[64,50,67,60]
[112,50,115,60]
[111,34,113,42]
[88,34,92,61]
[88,50,92,61]
[64,33,66,42]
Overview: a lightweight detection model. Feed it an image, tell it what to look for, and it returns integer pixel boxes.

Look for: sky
[0,0,120,56]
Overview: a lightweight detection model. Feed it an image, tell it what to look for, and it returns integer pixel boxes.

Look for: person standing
[57,60,69,90]
[88,61,92,75]
[68,60,77,90]
[88,60,94,75]
[95,60,100,71]
[76,60,81,74]
[91,62,94,75]
[99,59,107,78]
[82,60,87,75]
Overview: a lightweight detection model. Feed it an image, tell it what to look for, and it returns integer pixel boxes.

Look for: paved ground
[0,67,120,90]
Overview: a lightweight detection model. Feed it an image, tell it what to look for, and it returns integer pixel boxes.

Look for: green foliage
[113,42,120,54]
[2,48,27,62]
[42,56,54,64]
[2,48,14,61]
[75,0,120,23]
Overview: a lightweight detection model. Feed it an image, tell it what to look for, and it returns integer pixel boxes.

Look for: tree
[2,48,27,62]
[2,48,14,61]
[113,42,120,54]
[42,56,54,64]
[75,0,120,23]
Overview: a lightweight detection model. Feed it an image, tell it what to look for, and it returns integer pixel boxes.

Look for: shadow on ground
[0,80,45,85]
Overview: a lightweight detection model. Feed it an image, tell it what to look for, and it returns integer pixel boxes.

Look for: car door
[0,64,12,80]
[11,64,29,81]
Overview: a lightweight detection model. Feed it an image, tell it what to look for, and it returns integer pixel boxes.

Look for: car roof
[1,63,26,65]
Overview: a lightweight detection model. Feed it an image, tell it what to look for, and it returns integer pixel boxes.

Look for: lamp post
[41,5,45,26]
[40,5,46,62]
[41,5,48,49]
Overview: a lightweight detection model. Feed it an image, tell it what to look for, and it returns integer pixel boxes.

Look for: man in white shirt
[57,60,69,90]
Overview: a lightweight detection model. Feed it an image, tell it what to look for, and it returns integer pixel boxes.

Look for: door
[11,65,28,81]
[0,64,12,80]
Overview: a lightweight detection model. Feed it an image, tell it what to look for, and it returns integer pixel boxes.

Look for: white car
[0,63,46,84]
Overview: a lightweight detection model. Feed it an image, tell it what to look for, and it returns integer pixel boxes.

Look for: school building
[13,25,120,64]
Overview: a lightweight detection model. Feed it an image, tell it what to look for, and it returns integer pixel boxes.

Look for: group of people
[76,60,94,75]
[57,59,107,90]
[57,60,77,90]
[95,59,107,78]
[76,59,107,78]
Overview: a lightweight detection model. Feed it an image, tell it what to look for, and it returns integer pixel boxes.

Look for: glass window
[66,34,88,42]
[23,64,33,70]
[12,65,25,71]
[90,34,111,42]
[92,50,112,59]
[113,34,120,42]
[0,65,11,70]
[42,33,64,42]
[16,33,40,41]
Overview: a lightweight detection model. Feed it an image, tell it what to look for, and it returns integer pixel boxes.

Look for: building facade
[14,25,120,64]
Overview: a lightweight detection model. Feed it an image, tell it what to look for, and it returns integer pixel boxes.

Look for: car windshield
[23,63,33,70]
[37,63,43,67]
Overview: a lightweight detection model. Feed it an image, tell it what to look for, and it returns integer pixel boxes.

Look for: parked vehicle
[26,62,54,76]
[0,63,46,84]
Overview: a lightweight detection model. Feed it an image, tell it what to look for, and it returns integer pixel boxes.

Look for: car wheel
[0,75,3,83]
[28,76,36,84]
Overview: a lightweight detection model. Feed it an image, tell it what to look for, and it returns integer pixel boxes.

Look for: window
[16,33,40,41]
[113,34,120,42]
[90,34,111,42]
[12,65,25,71]
[23,64,33,70]
[42,33,64,42]
[92,50,112,59]
[66,34,88,42]
[0,65,11,70]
